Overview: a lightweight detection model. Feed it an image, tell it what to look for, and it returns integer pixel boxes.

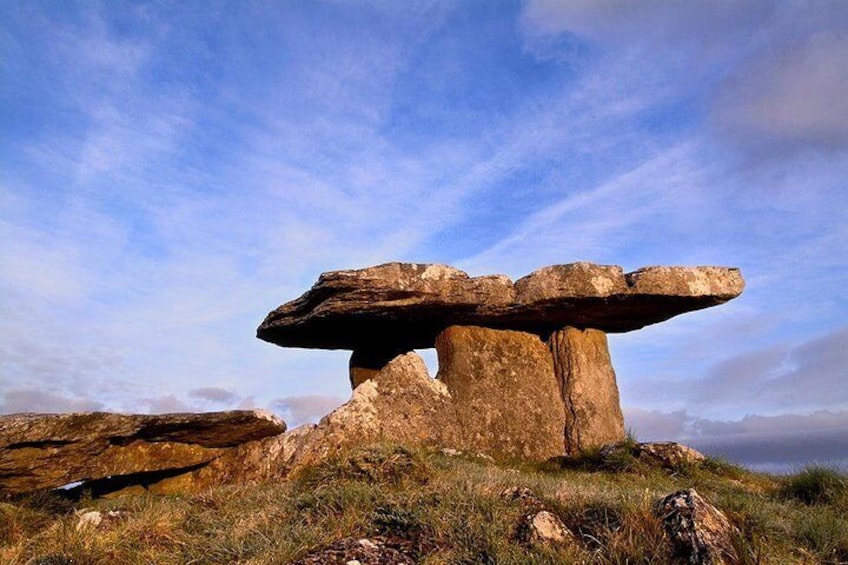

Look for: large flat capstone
[257,262,744,350]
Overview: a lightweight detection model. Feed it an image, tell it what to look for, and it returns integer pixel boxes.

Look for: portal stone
[549,327,625,453]
[435,326,566,460]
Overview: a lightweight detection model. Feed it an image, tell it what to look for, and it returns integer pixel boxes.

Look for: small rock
[75,509,129,531]
[518,510,573,548]
[654,489,738,565]
[292,536,414,565]
[500,486,543,507]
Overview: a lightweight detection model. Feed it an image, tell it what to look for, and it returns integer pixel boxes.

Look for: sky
[1,1,846,474]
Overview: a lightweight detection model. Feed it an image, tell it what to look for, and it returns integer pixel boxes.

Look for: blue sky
[2,1,846,472]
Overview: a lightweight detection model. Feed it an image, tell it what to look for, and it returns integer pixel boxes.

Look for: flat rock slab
[0,410,286,495]
[258,262,744,350]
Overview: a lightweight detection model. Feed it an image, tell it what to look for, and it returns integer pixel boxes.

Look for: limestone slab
[0,410,286,495]
[257,262,744,350]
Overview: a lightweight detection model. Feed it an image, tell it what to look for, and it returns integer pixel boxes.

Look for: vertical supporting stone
[349,346,409,389]
[548,327,625,454]
[435,325,566,461]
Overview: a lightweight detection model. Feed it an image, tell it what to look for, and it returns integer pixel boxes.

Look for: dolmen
[257,262,743,462]
[0,261,743,497]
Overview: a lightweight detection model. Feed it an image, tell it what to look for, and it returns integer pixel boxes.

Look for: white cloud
[270,394,345,428]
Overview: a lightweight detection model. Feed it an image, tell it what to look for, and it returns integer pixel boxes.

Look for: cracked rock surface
[0,410,286,496]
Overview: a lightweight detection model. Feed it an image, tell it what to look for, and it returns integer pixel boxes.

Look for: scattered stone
[75,509,129,530]
[599,442,705,470]
[638,442,706,468]
[518,510,573,548]
[436,325,566,460]
[291,536,415,565]
[258,262,744,350]
[0,410,286,496]
[653,489,738,565]
[500,486,543,507]
[549,327,625,453]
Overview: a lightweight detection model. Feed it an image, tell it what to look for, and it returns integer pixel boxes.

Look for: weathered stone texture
[0,410,286,496]
[654,489,739,565]
[549,327,625,454]
[436,326,566,461]
[257,262,744,351]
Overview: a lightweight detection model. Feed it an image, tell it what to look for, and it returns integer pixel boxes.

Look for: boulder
[654,489,738,565]
[0,410,286,496]
[257,262,744,351]
[549,327,625,453]
[436,326,566,460]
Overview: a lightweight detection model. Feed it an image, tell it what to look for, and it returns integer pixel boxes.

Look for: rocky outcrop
[257,262,744,350]
[654,489,738,565]
[549,327,625,453]
[599,441,706,470]
[436,326,566,460]
[0,410,286,496]
[154,341,565,489]
[147,352,457,492]
[295,352,457,467]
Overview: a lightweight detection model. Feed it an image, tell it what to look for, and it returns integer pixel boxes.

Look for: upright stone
[435,326,566,460]
[549,327,625,454]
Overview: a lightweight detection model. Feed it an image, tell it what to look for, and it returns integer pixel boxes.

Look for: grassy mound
[2,445,846,564]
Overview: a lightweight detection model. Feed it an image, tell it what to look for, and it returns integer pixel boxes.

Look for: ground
[2,444,846,564]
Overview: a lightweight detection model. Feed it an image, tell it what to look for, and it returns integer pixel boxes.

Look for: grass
[2,445,846,564]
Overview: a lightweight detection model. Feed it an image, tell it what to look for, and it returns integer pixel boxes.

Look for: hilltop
[2,443,846,564]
